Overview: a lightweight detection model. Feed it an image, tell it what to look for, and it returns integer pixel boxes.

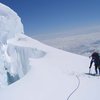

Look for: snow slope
[0,34,99,100]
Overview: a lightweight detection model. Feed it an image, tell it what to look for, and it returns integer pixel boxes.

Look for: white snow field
[0,2,99,100]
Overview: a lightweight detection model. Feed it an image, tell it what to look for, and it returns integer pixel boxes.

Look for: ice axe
[89,67,91,74]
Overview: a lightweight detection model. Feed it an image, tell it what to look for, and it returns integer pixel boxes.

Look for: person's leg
[99,68,100,75]
[95,65,98,74]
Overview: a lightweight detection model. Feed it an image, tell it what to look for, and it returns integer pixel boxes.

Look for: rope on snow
[67,75,80,100]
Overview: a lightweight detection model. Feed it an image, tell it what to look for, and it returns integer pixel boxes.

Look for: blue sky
[0,0,100,37]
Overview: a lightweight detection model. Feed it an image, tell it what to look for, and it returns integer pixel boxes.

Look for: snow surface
[0,34,99,100]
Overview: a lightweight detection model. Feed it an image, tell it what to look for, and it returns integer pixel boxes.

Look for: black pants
[95,65,100,74]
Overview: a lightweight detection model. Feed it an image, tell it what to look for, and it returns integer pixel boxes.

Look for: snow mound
[0,3,24,44]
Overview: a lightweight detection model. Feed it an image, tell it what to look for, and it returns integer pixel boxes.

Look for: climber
[89,51,100,75]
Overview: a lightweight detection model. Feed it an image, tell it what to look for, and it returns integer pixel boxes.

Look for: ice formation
[0,3,24,87]
[0,3,24,43]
